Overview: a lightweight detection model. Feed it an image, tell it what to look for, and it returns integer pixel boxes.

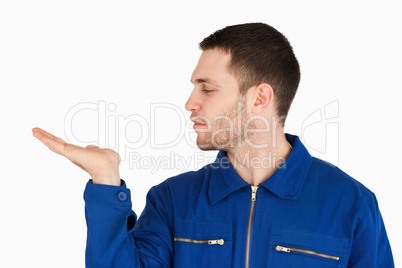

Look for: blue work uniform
[84,133,394,267]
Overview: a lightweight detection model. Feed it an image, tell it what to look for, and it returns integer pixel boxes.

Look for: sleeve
[83,179,173,268]
[347,193,394,267]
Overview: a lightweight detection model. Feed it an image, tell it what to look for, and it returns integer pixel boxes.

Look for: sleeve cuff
[84,179,132,206]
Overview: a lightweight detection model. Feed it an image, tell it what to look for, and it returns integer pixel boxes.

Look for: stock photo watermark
[64,100,339,172]
[301,100,339,166]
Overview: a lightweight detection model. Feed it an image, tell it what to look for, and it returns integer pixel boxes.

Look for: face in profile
[186,49,254,151]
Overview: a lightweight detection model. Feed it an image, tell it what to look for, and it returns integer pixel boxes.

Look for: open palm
[32,127,121,186]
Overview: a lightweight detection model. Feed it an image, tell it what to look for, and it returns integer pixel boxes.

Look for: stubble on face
[196,94,255,151]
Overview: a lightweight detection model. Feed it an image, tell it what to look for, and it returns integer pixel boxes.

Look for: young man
[32,23,394,267]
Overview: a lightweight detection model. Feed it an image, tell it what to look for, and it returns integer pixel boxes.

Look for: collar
[208,133,312,206]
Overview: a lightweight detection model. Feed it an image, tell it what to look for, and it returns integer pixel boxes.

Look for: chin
[196,139,230,152]
[195,132,234,151]
[196,140,216,151]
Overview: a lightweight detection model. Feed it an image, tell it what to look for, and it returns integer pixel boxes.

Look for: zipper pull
[276,245,290,252]
[208,239,224,245]
[251,186,258,201]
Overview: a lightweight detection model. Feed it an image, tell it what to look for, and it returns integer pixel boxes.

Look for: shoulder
[305,157,382,227]
[309,157,375,201]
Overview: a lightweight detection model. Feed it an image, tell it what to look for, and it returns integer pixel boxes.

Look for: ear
[251,83,274,114]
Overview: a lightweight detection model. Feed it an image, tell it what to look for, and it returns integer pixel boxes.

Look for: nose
[185,89,201,112]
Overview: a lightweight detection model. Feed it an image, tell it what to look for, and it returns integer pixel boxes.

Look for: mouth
[191,118,207,129]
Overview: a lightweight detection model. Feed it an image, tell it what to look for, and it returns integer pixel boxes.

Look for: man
[32,23,394,267]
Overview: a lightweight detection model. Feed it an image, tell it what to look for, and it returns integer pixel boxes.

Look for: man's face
[185,49,250,151]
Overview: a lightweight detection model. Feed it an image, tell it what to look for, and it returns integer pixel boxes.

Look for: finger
[32,128,63,145]
[33,133,67,155]
[86,145,100,149]
[32,128,70,155]
[32,128,67,145]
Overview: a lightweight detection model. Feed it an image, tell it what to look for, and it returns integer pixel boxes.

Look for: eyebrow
[190,78,221,88]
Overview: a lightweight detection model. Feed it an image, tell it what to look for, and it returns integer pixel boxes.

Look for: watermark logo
[301,100,339,165]
[64,99,340,171]
[64,101,195,161]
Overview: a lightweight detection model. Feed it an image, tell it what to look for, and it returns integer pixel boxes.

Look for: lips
[192,121,206,126]
[193,120,205,125]
[190,117,207,128]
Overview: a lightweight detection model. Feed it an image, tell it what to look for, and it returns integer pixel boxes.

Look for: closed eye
[202,89,213,94]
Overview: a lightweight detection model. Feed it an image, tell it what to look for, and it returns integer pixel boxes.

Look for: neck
[226,130,291,186]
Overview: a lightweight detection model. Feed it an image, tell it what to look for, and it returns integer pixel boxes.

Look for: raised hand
[32,127,121,186]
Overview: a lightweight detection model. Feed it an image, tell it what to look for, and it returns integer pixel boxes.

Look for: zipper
[245,186,258,268]
[276,245,340,261]
[174,238,224,245]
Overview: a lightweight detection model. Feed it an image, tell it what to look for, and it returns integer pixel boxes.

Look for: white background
[1,0,401,267]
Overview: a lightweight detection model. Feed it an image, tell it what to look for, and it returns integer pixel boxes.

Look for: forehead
[191,49,235,86]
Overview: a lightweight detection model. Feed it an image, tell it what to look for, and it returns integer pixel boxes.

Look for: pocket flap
[269,227,349,266]
[173,218,233,267]
[174,218,232,242]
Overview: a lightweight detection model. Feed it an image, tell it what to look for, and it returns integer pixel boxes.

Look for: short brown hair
[199,22,300,125]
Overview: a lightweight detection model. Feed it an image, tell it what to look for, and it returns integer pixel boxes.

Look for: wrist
[92,169,121,186]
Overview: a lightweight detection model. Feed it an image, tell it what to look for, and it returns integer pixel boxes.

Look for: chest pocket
[268,227,349,268]
[173,218,232,268]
